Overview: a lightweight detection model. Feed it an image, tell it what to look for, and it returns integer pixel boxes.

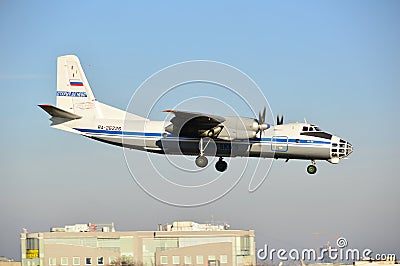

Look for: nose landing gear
[307,160,317,175]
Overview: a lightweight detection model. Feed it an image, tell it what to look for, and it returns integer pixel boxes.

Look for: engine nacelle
[165,116,269,140]
[201,126,223,137]
[217,117,262,140]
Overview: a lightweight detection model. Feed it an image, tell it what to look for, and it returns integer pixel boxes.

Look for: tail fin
[56,55,97,116]
[51,54,146,121]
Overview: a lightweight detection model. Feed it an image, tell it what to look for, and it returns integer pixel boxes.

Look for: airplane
[39,55,353,174]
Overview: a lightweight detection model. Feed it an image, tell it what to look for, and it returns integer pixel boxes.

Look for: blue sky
[1,0,399,261]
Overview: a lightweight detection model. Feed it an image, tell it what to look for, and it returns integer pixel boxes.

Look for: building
[0,256,20,266]
[21,221,256,266]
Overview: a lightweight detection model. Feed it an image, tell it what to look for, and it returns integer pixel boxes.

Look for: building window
[172,256,180,265]
[196,256,203,264]
[240,236,250,253]
[220,255,227,264]
[73,257,80,265]
[85,258,92,265]
[208,255,216,261]
[108,257,116,265]
[160,256,168,265]
[61,257,68,265]
[49,258,56,266]
[184,256,191,264]
[97,257,104,265]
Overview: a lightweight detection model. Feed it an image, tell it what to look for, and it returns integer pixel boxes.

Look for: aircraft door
[271,136,288,152]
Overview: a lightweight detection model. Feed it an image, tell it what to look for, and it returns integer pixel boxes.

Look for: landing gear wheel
[307,164,317,175]
[215,157,228,172]
[195,155,208,168]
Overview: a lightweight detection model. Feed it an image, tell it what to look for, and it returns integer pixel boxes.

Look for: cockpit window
[303,125,322,132]
[300,128,332,139]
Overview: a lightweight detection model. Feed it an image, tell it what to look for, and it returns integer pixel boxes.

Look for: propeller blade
[262,107,266,124]
[257,106,268,138]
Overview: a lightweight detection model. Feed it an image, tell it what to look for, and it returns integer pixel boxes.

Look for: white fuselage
[55,116,352,164]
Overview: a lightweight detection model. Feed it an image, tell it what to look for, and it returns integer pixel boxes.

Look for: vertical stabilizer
[54,54,146,120]
[56,55,97,116]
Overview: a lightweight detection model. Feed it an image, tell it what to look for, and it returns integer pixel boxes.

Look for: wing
[164,110,225,138]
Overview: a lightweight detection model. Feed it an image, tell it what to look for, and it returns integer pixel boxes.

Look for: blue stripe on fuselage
[258,137,330,145]
[74,128,163,137]
[74,128,331,145]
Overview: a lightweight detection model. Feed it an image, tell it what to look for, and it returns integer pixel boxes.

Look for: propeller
[276,114,284,125]
[256,107,269,138]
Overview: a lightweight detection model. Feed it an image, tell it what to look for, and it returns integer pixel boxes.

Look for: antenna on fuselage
[276,114,284,125]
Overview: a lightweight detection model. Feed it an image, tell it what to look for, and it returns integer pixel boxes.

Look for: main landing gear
[307,160,317,175]
[195,155,208,168]
[195,155,228,172]
[195,138,228,172]
[215,157,228,172]
[195,138,209,168]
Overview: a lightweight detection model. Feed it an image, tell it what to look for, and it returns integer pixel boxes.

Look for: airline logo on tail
[56,91,87,97]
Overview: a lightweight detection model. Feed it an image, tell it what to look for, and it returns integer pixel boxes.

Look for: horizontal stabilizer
[38,104,82,119]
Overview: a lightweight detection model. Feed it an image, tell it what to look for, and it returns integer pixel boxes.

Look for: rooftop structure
[50,223,115,233]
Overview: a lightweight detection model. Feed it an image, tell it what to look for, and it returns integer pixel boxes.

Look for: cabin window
[302,126,308,131]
